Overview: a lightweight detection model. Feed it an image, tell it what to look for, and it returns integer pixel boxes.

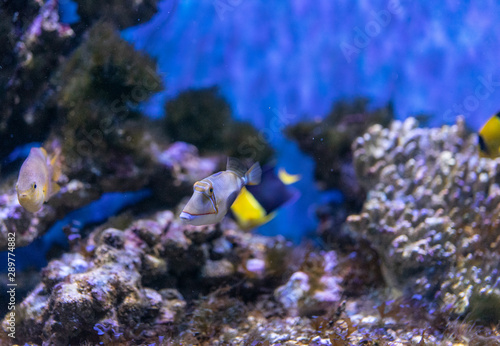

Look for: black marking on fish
[478,134,489,155]
[495,112,500,119]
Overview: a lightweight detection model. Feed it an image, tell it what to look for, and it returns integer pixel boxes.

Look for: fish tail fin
[227,157,247,178]
[50,147,62,182]
[244,162,261,185]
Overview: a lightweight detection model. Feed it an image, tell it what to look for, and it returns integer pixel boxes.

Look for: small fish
[230,165,300,230]
[478,111,500,158]
[16,147,61,213]
[180,157,262,226]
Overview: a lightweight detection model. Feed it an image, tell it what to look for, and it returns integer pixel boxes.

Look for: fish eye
[209,188,213,193]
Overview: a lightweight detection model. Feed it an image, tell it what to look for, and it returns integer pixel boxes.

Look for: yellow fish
[180,157,261,226]
[16,147,61,213]
[478,112,500,158]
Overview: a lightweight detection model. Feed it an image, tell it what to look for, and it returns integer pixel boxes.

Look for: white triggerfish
[180,157,262,226]
[16,147,61,213]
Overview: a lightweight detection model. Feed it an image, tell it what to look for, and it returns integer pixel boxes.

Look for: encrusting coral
[348,116,500,319]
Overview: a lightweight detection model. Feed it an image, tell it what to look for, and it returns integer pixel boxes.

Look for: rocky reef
[0,0,74,159]
[1,209,293,344]
[348,116,500,322]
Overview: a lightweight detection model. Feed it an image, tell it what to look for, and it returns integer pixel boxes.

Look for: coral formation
[348,116,500,317]
[0,0,162,162]
[164,87,274,163]
[9,206,496,345]
[4,0,500,344]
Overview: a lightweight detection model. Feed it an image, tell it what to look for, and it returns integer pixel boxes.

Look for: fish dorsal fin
[50,148,62,182]
[226,157,247,178]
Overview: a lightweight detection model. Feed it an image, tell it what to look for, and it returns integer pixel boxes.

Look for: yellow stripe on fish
[478,111,500,158]
[16,147,61,213]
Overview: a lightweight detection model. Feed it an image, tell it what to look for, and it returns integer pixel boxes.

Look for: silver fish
[180,157,261,226]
